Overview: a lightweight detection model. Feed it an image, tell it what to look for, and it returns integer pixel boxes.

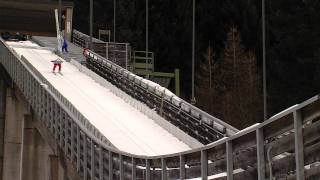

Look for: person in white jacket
[51,58,63,72]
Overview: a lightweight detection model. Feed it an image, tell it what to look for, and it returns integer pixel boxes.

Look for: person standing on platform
[62,38,68,53]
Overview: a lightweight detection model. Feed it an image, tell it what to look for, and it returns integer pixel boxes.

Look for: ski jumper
[51,58,63,72]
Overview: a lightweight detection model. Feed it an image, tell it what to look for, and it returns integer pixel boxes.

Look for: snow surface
[7,41,191,156]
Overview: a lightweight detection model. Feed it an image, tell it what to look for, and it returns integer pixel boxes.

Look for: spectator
[62,38,68,53]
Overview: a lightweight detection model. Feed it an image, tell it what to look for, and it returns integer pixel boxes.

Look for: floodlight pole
[59,0,62,30]
[89,0,93,49]
[113,0,116,42]
[262,0,267,120]
[146,0,149,78]
[191,0,196,104]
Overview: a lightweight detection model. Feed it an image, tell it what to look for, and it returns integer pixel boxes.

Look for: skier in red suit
[51,58,63,72]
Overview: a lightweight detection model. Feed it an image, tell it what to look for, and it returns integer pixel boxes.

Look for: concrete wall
[21,114,56,180]
[0,84,79,180]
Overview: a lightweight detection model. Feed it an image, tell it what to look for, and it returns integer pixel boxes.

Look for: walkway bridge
[0,35,320,180]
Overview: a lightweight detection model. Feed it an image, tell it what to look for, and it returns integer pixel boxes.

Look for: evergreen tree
[195,43,215,112]
[219,26,244,126]
[214,26,262,128]
[238,51,263,125]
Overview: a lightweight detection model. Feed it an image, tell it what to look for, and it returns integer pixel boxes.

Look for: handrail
[73,29,131,70]
[73,29,128,46]
[0,39,116,147]
[73,29,104,43]
[74,29,239,136]
[84,46,239,137]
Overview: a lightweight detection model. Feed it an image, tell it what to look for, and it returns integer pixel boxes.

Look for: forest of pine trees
[196,27,262,129]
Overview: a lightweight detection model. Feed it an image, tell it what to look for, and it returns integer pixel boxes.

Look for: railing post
[106,43,109,60]
[64,117,68,154]
[45,94,50,127]
[256,128,266,180]
[99,146,103,180]
[294,110,305,179]
[226,141,233,180]
[76,126,81,171]
[179,155,186,180]
[125,43,128,70]
[161,158,167,180]
[84,136,87,180]
[133,51,136,73]
[146,159,151,180]
[119,154,124,180]
[201,150,208,180]
[109,151,113,180]
[71,122,74,162]
[50,99,54,133]
[174,69,180,97]
[90,140,95,180]
[54,103,59,141]
[59,111,63,148]
[132,157,136,180]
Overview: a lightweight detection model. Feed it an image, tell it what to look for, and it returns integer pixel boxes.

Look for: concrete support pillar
[21,115,53,180]
[0,84,76,180]
[36,125,51,179]
[49,155,61,180]
[21,114,36,180]
[0,77,6,177]
[2,88,24,180]
[34,114,79,180]
[2,88,58,180]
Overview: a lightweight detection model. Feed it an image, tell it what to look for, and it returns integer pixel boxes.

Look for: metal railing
[1,38,320,179]
[132,50,154,74]
[73,30,131,70]
[84,50,237,144]
[74,29,238,142]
